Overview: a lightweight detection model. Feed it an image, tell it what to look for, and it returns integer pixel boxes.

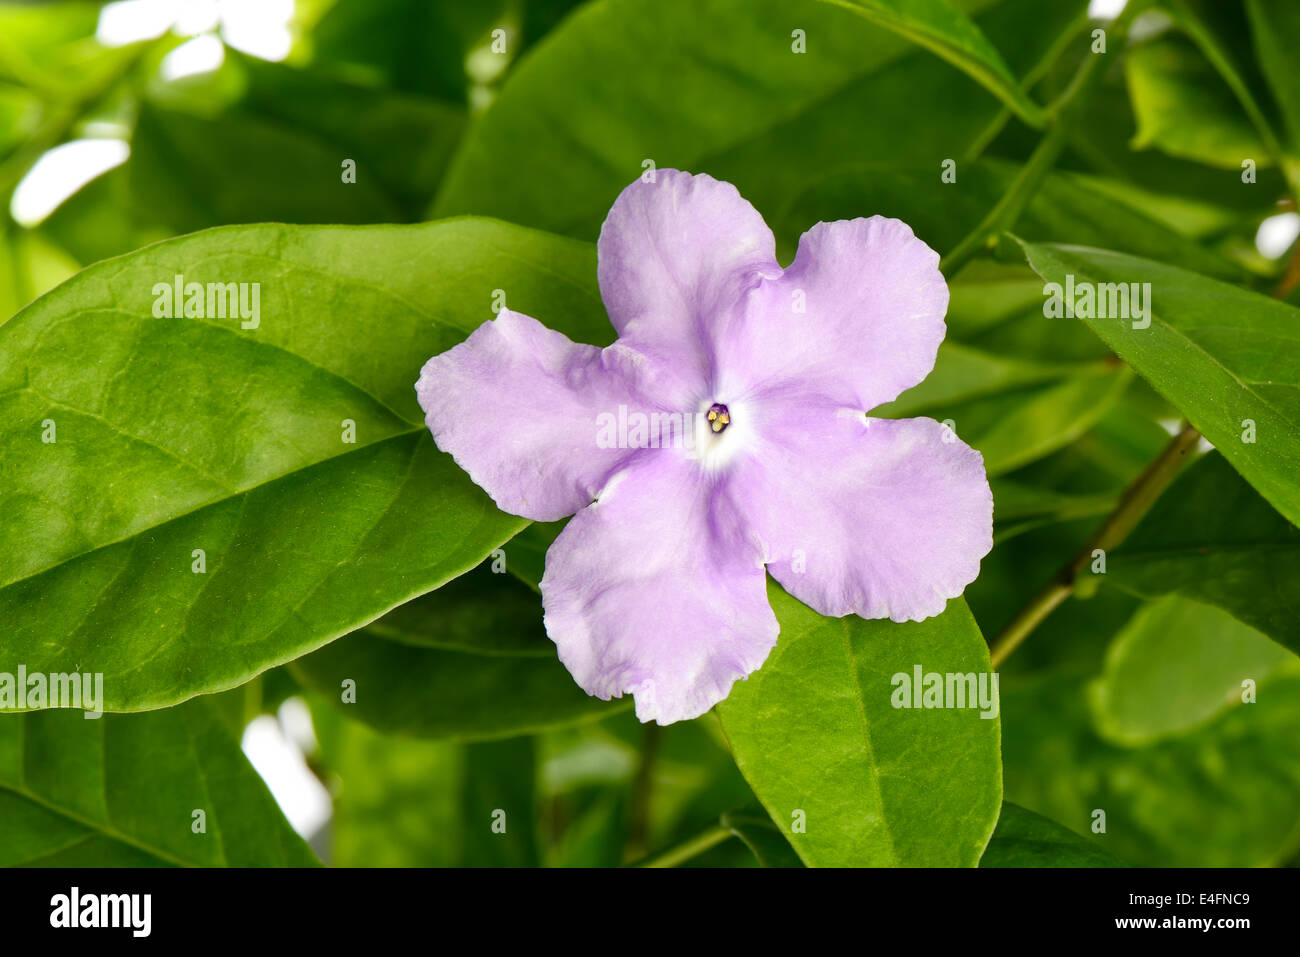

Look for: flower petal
[737,409,992,622]
[416,308,655,522]
[597,170,780,402]
[722,217,948,411]
[540,452,778,724]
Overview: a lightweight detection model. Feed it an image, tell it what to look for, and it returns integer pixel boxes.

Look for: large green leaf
[817,0,1042,126]
[717,585,1001,867]
[433,0,1081,238]
[0,700,318,866]
[1017,240,1300,528]
[980,802,1123,867]
[0,218,609,712]
[1107,451,1300,657]
[1087,595,1294,746]
[292,565,626,739]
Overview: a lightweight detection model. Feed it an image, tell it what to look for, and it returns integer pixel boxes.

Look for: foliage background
[1,0,1299,868]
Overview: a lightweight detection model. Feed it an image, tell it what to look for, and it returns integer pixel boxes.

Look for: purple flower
[416,171,992,725]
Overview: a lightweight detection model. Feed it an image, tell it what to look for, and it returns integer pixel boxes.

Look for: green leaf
[310,0,586,102]
[1087,595,1294,745]
[1005,405,1175,496]
[0,3,120,99]
[718,584,1001,867]
[817,0,1043,125]
[1016,240,1300,528]
[1124,34,1268,169]
[1107,451,1300,658]
[872,341,1090,419]
[980,802,1124,867]
[293,564,626,739]
[433,0,1079,239]
[1163,0,1291,172]
[1050,44,1288,215]
[778,161,1242,280]
[501,520,565,594]
[40,53,468,262]
[0,230,79,322]
[0,218,609,712]
[0,700,318,866]
[923,365,1132,476]
[1003,670,1300,866]
[361,563,555,656]
[129,100,403,228]
[311,699,539,866]
[988,478,1114,543]
[1246,0,1300,151]
[721,808,805,867]
[945,263,1115,363]
[230,52,468,217]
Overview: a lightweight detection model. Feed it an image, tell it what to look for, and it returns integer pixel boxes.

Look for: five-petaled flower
[416,170,993,725]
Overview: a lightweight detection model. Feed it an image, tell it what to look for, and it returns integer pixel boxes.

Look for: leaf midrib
[1048,247,1300,440]
[837,617,900,867]
[0,760,187,868]
[0,426,423,595]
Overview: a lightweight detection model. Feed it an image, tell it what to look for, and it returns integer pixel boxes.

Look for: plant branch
[989,422,1201,668]
[941,0,1151,277]
[962,11,1091,164]
[635,824,732,869]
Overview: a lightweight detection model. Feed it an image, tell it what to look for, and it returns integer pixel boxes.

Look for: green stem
[941,125,1066,275]
[1165,1,1300,204]
[941,0,1151,277]
[623,721,661,863]
[637,825,732,869]
[988,422,1201,668]
[963,11,1091,164]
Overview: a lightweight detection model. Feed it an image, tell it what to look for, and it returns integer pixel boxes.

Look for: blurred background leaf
[0,699,318,866]
[980,802,1124,867]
